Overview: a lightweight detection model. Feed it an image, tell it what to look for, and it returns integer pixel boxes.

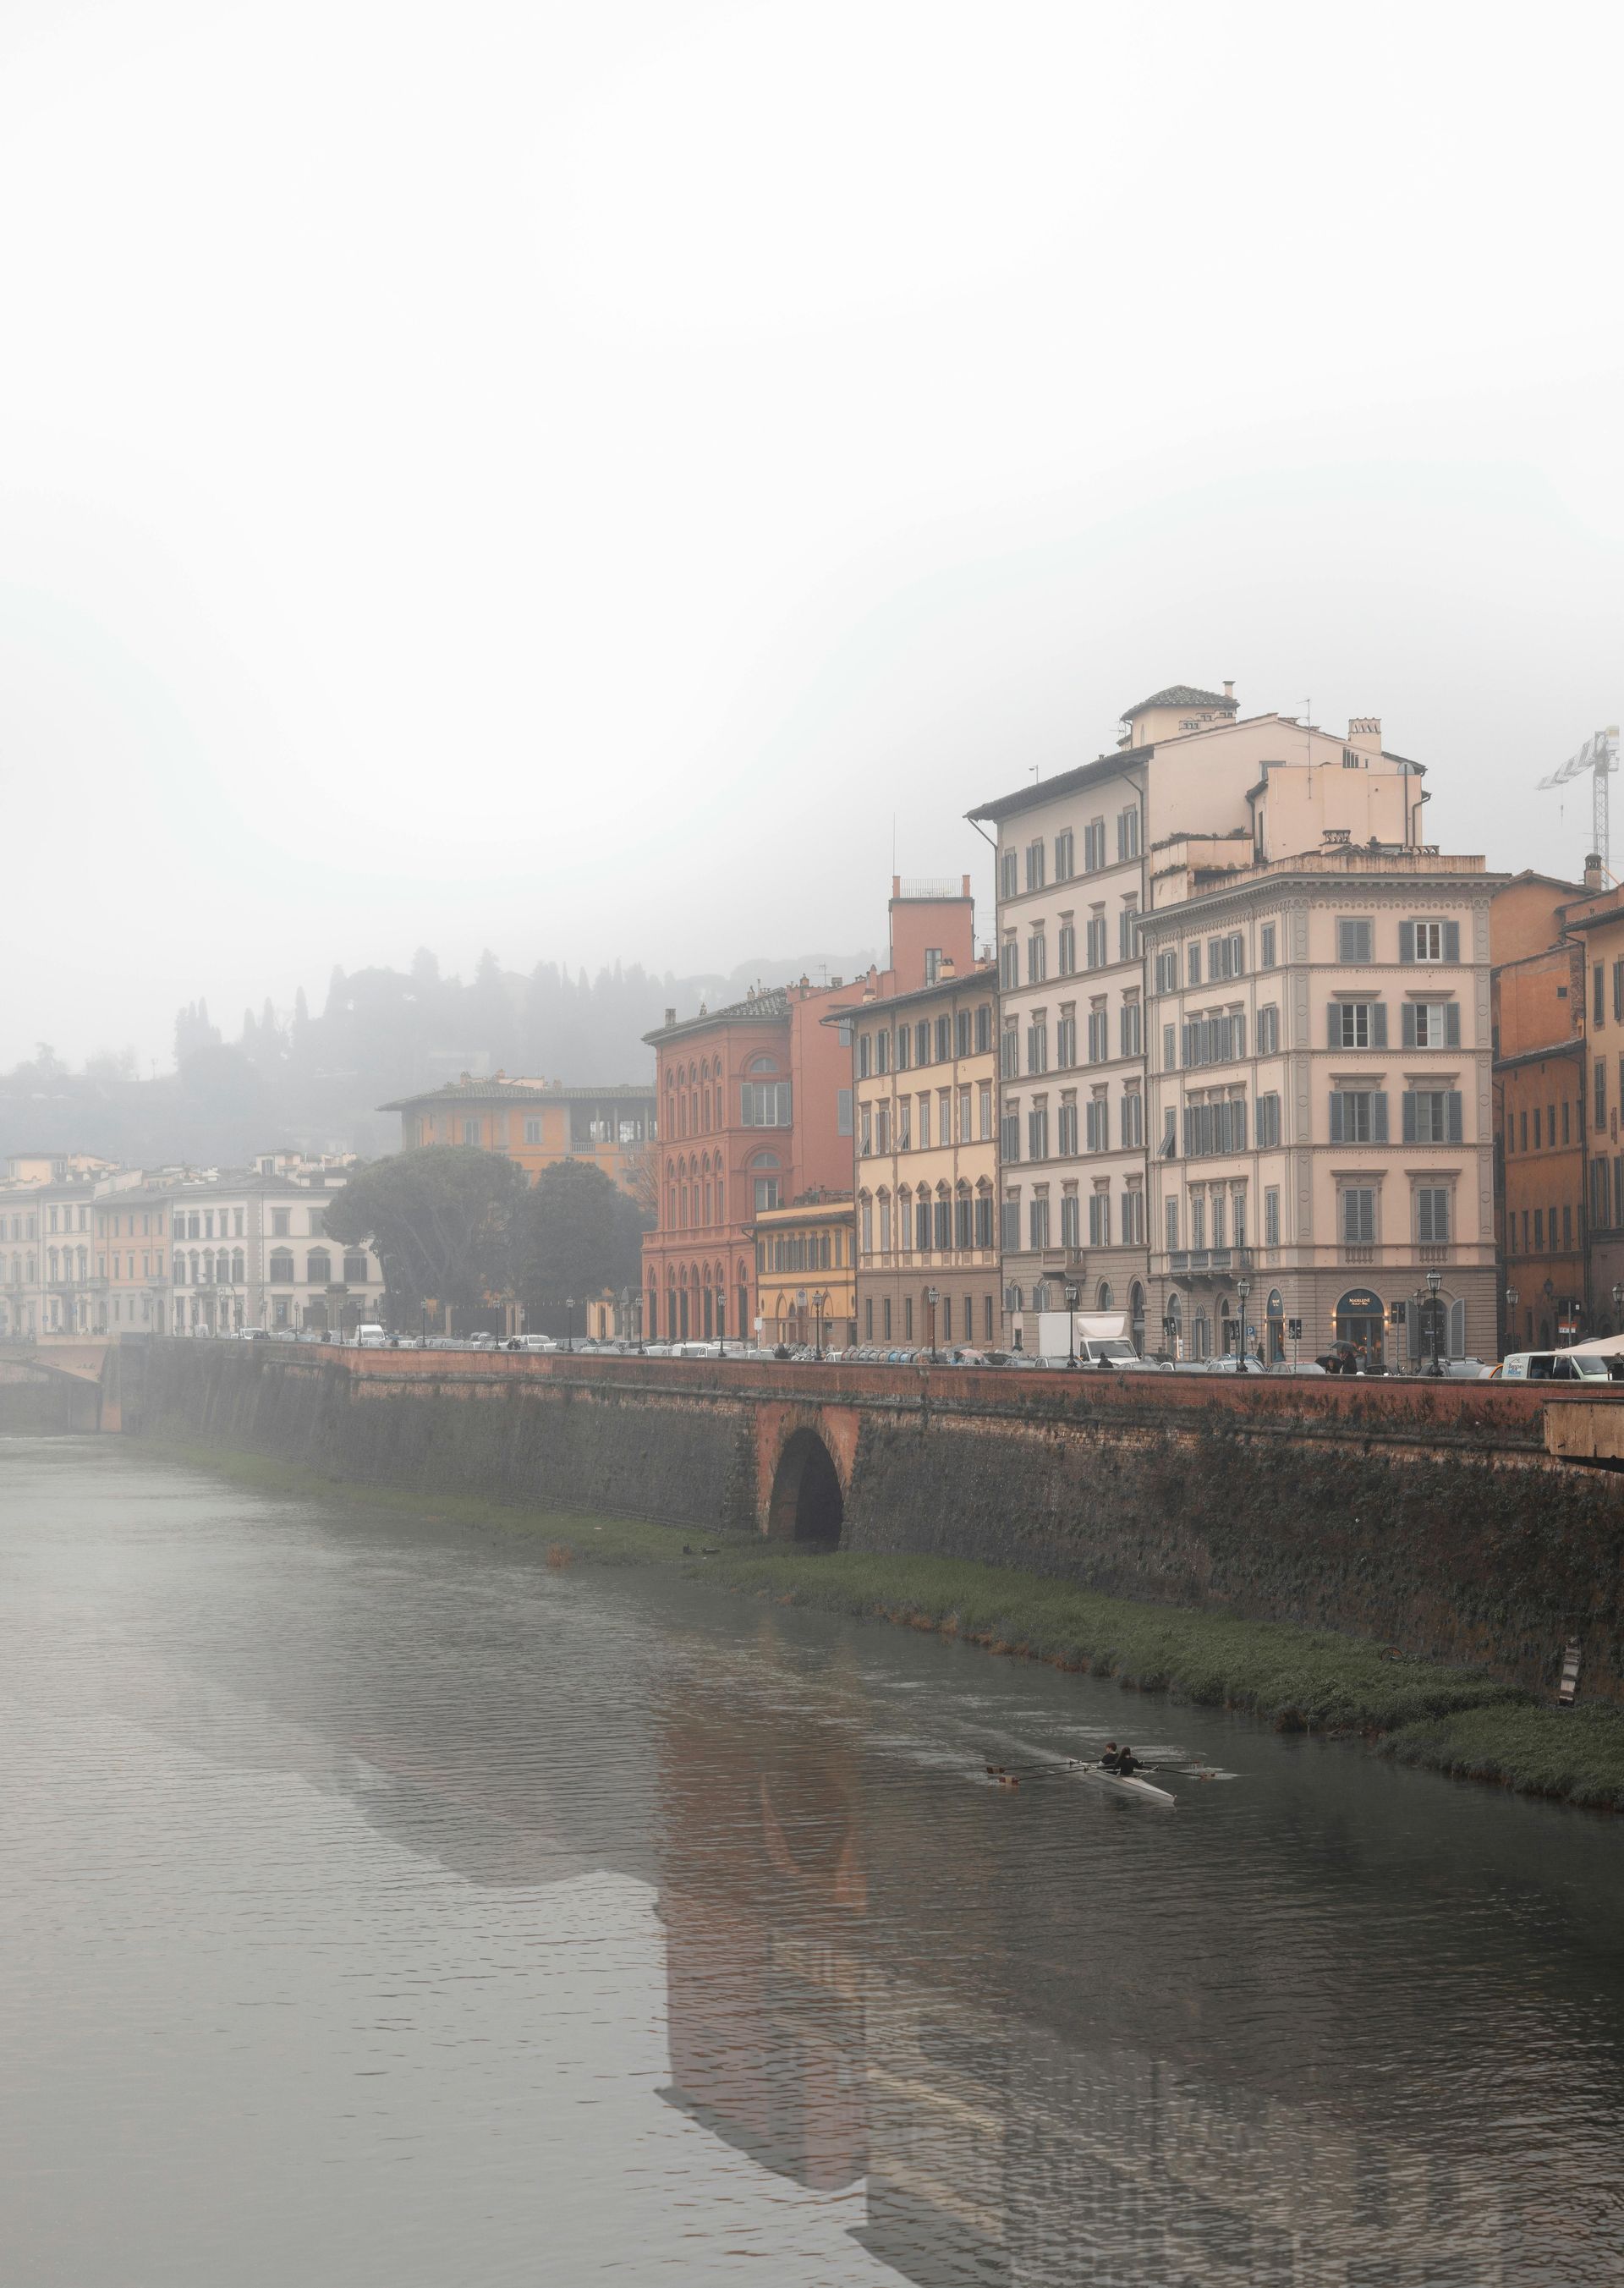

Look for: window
[1599,1057,1608,1128]
[974,1193,993,1247]
[272,1209,289,1237]
[1061,1192,1080,1248]
[1001,1194,1020,1250]
[1088,1005,1108,1062]
[1187,942,1202,987]
[1000,939,1018,990]
[1399,918,1460,963]
[1119,903,1140,963]
[918,1095,932,1149]
[1264,1186,1281,1245]
[1331,1000,1386,1049]
[1056,1012,1078,1067]
[1029,1195,1051,1248]
[1121,1089,1144,1148]
[268,1248,294,1283]
[875,1029,890,1073]
[1403,1001,1460,1048]
[1121,1188,1144,1244]
[1028,932,1047,984]
[1163,1023,1177,1073]
[1085,1094,1109,1152]
[1181,1013,1246,1067]
[1182,1097,1248,1156]
[1027,1018,1048,1074]
[1341,1188,1376,1243]
[1086,915,1107,968]
[1256,1093,1281,1148]
[1257,1005,1280,1056]
[1025,840,1045,892]
[343,1251,370,1284]
[1117,806,1142,862]
[897,1023,913,1072]
[742,1081,792,1125]
[1336,918,1374,963]
[754,1176,782,1210]
[1597,965,1607,1024]
[1165,1198,1179,1251]
[1330,1089,1388,1143]
[934,1196,951,1250]
[1028,1105,1049,1160]
[837,1089,853,1136]
[1057,1100,1078,1155]
[1000,848,1018,900]
[896,1099,910,1149]
[1057,922,1077,975]
[1055,830,1074,881]
[1120,999,1142,1058]
[859,1104,872,1156]
[1154,948,1177,995]
[1402,1089,1463,1144]
[1089,1190,1111,1244]
[1416,1187,1450,1243]
[1001,1023,1019,1078]
[1001,1105,1021,1161]
[979,1083,993,1138]
[460,1118,480,1145]
[523,1117,542,1144]
[1083,818,1106,872]
[1260,922,1277,968]
[858,1033,871,1078]
[955,1009,972,1057]
[1208,932,1243,981]
[975,1004,991,1054]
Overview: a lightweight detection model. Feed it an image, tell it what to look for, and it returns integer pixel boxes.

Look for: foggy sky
[2,0,1621,1072]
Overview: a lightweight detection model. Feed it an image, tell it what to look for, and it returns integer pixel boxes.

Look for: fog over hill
[0,945,881,1171]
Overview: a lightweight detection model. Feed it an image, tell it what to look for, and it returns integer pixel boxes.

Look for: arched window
[1129,1280,1146,1356]
[1096,1281,1114,1311]
[746,1054,776,1073]
[268,1248,294,1284]
[1266,1287,1284,1363]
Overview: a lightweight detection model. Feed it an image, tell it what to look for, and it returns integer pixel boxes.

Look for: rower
[1100,1742,1122,1773]
[1116,1745,1140,1778]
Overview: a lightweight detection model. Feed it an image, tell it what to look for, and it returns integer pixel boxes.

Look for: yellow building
[380,1074,656,1199]
[753,1191,856,1350]
[842,959,1001,1350]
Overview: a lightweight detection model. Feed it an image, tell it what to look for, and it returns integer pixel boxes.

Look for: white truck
[1031,1310,1138,1367]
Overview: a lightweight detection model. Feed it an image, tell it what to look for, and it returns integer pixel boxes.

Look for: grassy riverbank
[143,1437,1624,1812]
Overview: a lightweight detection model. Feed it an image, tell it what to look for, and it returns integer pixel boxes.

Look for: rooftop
[1122,683,1237,717]
[380,1076,656,1110]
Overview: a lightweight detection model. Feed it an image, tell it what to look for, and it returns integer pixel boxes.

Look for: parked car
[1500,1350,1616,1382]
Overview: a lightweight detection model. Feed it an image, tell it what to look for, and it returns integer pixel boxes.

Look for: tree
[514,1160,651,1320]
[325,1147,528,1317]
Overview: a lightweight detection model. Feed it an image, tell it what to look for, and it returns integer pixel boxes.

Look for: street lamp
[1505,1284,1518,1356]
[565,1296,576,1352]
[1064,1282,1078,1369]
[811,1288,827,1360]
[1425,1265,1444,1375]
[925,1285,939,1360]
[1235,1276,1250,1364]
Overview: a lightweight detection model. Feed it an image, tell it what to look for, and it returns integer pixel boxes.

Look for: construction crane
[1539,726,1621,880]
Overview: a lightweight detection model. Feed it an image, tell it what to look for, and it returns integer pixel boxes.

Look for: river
[2,1437,1621,2285]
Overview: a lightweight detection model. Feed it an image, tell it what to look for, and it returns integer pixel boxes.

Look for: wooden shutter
[1373,1092,1389,1142]
[1398,921,1416,963]
[1444,920,1461,963]
[1372,1002,1387,1047]
[1402,1091,1417,1143]
[1330,1092,1345,1144]
[1446,1090,1463,1142]
[1402,1001,1417,1047]
[1446,1001,1461,1045]
[1329,1004,1341,1048]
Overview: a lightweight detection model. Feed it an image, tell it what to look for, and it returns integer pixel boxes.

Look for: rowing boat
[1073,1761,1175,1808]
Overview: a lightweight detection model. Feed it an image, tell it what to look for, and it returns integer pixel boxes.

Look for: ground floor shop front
[1144,1262,1500,1369]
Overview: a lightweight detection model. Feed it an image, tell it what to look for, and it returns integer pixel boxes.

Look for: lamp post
[811,1288,827,1361]
[1613,1280,1623,1332]
[1505,1283,1518,1358]
[1425,1266,1444,1374]
[1235,1276,1250,1363]
[925,1285,939,1361]
[565,1296,575,1352]
[1064,1282,1078,1368]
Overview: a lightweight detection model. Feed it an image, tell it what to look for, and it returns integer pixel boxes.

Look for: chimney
[1585,853,1605,892]
[664,1007,676,1028]
[939,952,957,979]
[961,873,971,897]
[1223,680,1235,701]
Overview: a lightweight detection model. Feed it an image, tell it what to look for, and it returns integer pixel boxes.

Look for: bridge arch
[766,1426,844,1550]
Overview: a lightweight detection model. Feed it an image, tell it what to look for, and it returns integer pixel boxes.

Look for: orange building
[642,881,976,1344]
[379,1075,656,1199]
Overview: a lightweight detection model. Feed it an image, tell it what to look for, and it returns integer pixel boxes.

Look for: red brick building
[642,881,976,1343]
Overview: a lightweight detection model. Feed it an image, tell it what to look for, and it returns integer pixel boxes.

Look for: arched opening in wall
[767,1429,844,1550]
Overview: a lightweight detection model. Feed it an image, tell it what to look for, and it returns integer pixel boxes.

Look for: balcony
[1167,1248,1254,1283]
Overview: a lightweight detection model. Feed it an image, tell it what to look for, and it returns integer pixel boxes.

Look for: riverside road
[3,1435,1622,2285]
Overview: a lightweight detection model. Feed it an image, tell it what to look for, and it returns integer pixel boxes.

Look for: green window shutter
[1402,1002,1417,1047]
[1374,1092,1389,1143]
[1402,1091,1418,1144]
[1371,1001,1387,1047]
[1446,1090,1463,1143]
[1444,920,1461,963]
[1398,921,1416,963]
[1330,1093,1345,1144]
[1328,1004,1341,1048]
[1446,1002,1461,1046]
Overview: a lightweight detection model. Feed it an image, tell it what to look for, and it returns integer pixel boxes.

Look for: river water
[3,1439,1622,2285]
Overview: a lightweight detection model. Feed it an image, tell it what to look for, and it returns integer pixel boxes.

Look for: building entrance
[1334,1287,1385,1371]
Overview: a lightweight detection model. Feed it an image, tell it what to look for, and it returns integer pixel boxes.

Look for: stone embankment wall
[119,1339,1624,1704]
[0,1356,102,1432]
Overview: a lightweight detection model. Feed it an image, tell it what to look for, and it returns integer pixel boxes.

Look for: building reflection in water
[653,1620,1510,2288]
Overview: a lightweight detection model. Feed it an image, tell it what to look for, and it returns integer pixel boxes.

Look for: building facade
[642,881,977,1345]
[1140,849,1502,1368]
[970,683,1444,1352]
[381,1077,656,1200]
[94,1182,174,1332]
[844,959,1001,1350]
[753,1192,856,1349]
[168,1171,383,1334]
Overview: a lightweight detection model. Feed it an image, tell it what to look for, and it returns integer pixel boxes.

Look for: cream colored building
[1139,848,1504,1365]
[846,959,1001,1350]
[970,683,1463,1355]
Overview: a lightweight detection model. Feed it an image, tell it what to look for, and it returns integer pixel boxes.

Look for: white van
[354,1325,389,1348]
[1500,1350,1616,1382]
